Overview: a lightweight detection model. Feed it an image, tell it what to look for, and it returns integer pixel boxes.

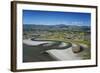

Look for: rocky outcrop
[72,44,81,53]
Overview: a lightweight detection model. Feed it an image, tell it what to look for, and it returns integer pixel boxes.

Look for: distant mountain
[23,24,90,32]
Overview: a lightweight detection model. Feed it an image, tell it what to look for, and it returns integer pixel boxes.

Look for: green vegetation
[23,25,91,60]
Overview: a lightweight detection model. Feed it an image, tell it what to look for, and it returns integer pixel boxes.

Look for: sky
[23,10,91,26]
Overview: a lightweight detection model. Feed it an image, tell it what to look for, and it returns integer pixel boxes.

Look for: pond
[23,38,72,62]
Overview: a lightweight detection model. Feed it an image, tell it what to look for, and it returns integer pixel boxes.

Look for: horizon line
[23,24,90,26]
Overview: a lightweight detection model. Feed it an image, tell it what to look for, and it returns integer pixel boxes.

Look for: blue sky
[23,10,91,26]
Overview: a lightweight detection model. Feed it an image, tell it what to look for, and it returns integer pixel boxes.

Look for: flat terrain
[23,25,91,62]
